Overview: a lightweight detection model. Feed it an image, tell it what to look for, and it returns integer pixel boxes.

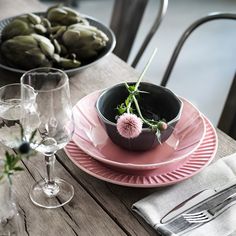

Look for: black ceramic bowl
[96,82,183,151]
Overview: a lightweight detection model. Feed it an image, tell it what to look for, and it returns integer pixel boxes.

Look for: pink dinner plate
[65,116,218,187]
[72,91,206,170]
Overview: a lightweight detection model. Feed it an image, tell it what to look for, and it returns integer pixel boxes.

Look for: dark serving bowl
[0,12,116,76]
[96,82,183,151]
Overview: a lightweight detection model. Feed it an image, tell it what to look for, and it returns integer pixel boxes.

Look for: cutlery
[154,183,236,235]
[156,189,218,235]
[161,182,236,224]
[161,189,217,223]
[182,192,236,223]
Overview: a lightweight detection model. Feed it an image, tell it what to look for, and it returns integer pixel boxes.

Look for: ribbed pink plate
[65,116,218,187]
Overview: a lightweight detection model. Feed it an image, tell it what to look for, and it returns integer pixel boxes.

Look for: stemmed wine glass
[21,68,75,209]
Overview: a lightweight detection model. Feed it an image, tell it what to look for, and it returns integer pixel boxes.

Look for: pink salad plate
[72,91,206,170]
[64,116,218,187]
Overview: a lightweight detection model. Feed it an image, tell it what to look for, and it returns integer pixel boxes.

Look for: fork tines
[182,211,213,223]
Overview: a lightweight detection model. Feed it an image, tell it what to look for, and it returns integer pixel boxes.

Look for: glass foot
[29,178,74,209]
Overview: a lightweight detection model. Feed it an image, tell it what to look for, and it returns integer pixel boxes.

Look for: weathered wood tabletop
[0,1,236,235]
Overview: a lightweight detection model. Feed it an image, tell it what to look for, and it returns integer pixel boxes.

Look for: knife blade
[161,189,217,223]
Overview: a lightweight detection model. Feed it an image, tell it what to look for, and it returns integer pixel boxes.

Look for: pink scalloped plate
[72,91,206,170]
[65,116,217,187]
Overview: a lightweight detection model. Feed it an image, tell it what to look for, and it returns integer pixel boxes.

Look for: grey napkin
[132,153,236,236]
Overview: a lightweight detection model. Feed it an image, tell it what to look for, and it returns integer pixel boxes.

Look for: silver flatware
[156,189,219,235]
[155,183,236,235]
[182,192,236,223]
[161,183,236,224]
[161,189,217,223]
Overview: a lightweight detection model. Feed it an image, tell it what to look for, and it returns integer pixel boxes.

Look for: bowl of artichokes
[0,5,116,75]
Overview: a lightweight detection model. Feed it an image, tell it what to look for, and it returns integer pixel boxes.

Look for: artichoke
[0,5,110,70]
[1,13,47,41]
[1,34,54,69]
[55,56,81,69]
[59,24,109,60]
[46,5,89,26]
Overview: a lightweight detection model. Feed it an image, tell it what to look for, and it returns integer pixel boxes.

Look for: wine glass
[21,68,75,209]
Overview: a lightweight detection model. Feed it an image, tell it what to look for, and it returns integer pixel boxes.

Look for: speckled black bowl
[96,82,183,151]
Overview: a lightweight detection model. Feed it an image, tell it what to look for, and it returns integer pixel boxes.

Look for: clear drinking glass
[21,68,75,209]
[0,175,23,235]
[0,83,28,234]
[0,84,23,148]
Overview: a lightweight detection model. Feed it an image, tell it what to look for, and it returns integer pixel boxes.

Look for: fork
[182,192,236,223]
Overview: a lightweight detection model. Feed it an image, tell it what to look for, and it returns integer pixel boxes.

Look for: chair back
[110,0,168,67]
[159,13,236,139]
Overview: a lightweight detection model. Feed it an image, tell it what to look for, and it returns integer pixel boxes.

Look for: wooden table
[1,1,236,235]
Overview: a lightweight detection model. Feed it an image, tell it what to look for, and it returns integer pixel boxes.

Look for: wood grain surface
[0,1,236,235]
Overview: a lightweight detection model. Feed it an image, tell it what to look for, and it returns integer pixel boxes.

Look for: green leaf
[19,123,24,141]
[129,107,134,113]
[0,175,4,182]
[11,155,21,167]
[13,166,24,171]
[128,85,136,92]
[116,103,126,115]
[125,95,132,107]
[5,151,12,166]
[29,129,37,143]
[0,127,38,185]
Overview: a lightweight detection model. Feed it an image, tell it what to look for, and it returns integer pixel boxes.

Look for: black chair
[110,0,168,67]
[159,13,236,139]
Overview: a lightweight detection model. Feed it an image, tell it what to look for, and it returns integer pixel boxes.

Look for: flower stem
[127,101,132,114]
[132,95,158,129]
[125,83,132,113]
[134,48,158,91]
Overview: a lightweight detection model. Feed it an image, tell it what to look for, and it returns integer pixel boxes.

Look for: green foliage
[115,49,167,140]
[0,151,24,185]
[0,127,37,184]
[117,103,127,115]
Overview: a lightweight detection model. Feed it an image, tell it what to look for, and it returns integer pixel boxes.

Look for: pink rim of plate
[65,116,218,187]
[72,90,206,170]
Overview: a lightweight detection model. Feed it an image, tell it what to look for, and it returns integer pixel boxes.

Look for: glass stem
[45,154,55,185]
[43,154,59,197]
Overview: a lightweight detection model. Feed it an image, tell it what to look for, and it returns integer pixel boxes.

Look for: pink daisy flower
[117,113,143,139]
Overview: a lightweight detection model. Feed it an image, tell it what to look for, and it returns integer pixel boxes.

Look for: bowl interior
[98,82,182,126]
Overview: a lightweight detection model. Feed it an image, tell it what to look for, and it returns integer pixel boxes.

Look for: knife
[161,189,217,223]
[161,181,236,224]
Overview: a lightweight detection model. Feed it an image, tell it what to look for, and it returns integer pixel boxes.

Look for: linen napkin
[132,153,236,236]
